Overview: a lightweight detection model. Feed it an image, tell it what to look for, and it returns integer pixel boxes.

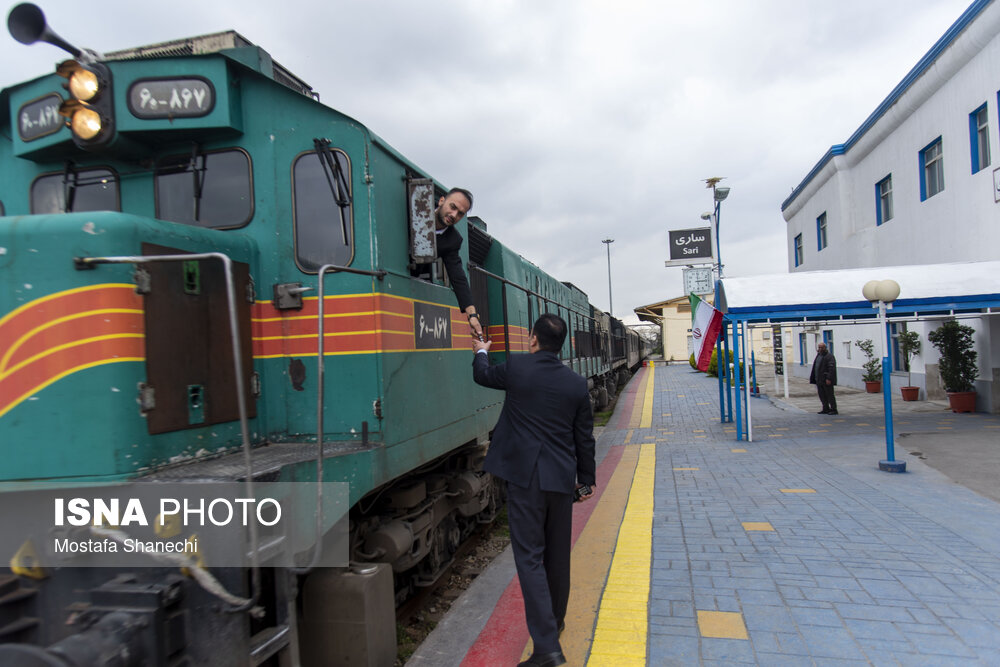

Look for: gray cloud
[2,0,971,321]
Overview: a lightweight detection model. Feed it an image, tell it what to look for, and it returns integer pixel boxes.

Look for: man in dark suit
[472,313,596,667]
[809,341,838,414]
[434,188,484,340]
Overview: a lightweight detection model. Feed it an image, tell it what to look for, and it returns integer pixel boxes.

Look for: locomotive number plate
[18,93,63,141]
[128,78,215,119]
[414,302,452,350]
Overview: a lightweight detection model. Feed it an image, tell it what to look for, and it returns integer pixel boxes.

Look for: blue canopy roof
[718,261,1000,323]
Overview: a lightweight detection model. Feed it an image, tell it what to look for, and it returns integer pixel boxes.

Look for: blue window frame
[970,104,991,173]
[794,233,803,267]
[822,330,833,349]
[919,137,944,201]
[876,175,893,225]
[816,212,828,251]
[799,332,807,365]
[890,323,904,372]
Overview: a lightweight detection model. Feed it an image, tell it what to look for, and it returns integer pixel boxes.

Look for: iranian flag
[690,292,723,372]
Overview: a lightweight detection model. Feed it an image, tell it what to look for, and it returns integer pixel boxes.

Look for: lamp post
[703,179,732,424]
[862,279,906,473]
[602,238,614,317]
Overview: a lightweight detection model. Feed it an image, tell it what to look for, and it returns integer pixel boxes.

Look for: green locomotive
[0,4,645,664]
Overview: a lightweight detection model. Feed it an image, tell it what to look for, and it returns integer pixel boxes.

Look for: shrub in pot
[927,319,978,413]
[898,330,921,401]
[855,338,882,393]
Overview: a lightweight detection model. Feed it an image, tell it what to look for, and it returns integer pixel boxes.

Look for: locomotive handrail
[74,252,262,614]
[292,261,383,573]
[471,264,608,374]
[311,263,388,279]
[469,264,598,323]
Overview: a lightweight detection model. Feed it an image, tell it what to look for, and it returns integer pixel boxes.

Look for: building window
[816,212,828,251]
[822,329,833,350]
[798,332,807,365]
[876,175,893,225]
[970,104,991,173]
[919,137,944,200]
[794,234,803,267]
[843,341,851,360]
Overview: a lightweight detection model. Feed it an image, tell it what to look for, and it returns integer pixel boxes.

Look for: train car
[0,5,644,665]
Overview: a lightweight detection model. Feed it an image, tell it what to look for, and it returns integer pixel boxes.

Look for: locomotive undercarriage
[590,367,634,411]
[348,443,504,606]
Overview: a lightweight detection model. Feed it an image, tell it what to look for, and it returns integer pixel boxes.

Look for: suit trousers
[817,383,837,412]
[506,465,573,655]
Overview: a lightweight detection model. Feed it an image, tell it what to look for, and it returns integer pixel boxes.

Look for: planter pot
[900,386,920,401]
[864,381,881,393]
[947,391,976,413]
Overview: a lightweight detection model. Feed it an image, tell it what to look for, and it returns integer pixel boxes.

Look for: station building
[780,0,1000,411]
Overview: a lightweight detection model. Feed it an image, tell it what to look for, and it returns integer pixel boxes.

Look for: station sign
[665,227,714,267]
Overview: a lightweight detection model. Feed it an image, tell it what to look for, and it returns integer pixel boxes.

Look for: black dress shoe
[518,651,566,667]
[818,410,829,414]
[828,410,838,415]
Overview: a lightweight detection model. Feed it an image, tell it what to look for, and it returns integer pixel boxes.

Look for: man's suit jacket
[437,226,474,312]
[809,352,838,385]
[473,350,596,494]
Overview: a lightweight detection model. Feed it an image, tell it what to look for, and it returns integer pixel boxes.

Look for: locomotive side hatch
[141,243,256,434]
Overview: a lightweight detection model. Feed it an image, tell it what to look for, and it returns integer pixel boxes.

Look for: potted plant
[855,338,882,393]
[927,319,979,413]
[898,330,921,401]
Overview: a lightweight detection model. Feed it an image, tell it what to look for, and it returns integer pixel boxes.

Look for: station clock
[683,267,715,295]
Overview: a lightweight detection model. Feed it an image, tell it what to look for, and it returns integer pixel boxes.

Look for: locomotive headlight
[67,68,100,101]
[70,107,103,140]
[56,59,115,148]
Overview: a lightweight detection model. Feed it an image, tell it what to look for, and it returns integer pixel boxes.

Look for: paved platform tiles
[408,362,1000,666]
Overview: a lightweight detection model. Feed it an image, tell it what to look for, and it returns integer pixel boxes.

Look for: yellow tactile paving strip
[639,363,655,429]
[557,445,641,666]
[586,441,655,666]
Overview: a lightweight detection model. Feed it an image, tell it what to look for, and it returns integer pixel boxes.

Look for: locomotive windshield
[154,147,253,229]
[30,166,120,213]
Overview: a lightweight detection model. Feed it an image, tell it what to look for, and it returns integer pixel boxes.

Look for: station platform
[408,361,1000,666]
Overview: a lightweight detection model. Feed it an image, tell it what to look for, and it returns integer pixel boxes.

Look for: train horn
[7,3,82,58]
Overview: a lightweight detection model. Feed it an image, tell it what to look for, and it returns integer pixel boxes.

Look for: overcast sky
[3,0,975,323]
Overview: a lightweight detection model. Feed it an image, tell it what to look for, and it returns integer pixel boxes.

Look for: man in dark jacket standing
[809,341,838,414]
[472,313,595,667]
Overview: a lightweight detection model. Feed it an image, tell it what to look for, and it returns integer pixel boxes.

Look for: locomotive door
[284,141,382,441]
[141,243,256,434]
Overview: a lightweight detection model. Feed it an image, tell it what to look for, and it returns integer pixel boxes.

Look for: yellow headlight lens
[71,108,103,140]
[68,69,100,101]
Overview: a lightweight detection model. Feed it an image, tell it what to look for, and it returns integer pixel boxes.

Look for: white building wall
[781,1,1000,410]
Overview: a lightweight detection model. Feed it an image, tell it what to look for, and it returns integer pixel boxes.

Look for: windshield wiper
[313,138,352,245]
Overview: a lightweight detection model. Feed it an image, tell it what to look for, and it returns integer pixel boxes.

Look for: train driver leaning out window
[430,187,483,341]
